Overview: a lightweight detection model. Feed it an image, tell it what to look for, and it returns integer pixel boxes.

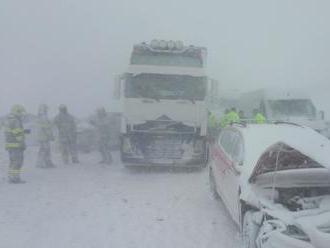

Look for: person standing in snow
[253,109,266,124]
[36,104,56,168]
[90,107,113,164]
[54,104,79,164]
[4,105,29,183]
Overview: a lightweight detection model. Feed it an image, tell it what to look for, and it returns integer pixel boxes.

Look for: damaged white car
[209,123,330,248]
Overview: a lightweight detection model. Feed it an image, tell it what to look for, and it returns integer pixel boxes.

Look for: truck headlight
[282,225,311,242]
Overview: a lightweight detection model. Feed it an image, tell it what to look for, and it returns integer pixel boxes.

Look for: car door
[222,131,244,225]
[212,129,236,208]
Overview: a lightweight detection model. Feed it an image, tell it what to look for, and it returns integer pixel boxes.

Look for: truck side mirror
[319,110,325,120]
[113,75,122,100]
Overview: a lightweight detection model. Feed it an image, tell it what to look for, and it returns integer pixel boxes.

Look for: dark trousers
[37,141,54,168]
[8,149,24,181]
[60,141,79,164]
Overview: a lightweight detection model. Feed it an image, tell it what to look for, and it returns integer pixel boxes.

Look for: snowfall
[0,145,240,248]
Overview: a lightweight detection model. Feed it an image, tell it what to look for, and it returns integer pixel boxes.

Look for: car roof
[227,123,330,179]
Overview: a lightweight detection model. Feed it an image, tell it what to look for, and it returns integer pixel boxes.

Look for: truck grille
[144,137,183,159]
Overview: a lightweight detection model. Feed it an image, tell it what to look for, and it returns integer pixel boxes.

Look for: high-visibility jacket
[220,111,240,128]
[226,111,240,125]
[254,113,266,124]
[4,114,26,150]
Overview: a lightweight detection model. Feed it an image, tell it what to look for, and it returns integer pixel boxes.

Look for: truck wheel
[209,168,219,199]
[242,211,259,248]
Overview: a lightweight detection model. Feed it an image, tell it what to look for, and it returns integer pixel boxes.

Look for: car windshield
[125,73,207,100]
[268,99,316,118]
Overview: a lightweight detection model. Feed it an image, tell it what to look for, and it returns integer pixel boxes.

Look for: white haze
[0,0,330,117]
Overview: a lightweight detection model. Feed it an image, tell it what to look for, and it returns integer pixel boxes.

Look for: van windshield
[268,99,316,118]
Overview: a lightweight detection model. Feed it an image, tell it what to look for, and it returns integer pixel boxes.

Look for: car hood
[248,140,330,186]
[297,211,330,248]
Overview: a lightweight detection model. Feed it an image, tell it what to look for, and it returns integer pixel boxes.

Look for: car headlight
[282,225,311,242]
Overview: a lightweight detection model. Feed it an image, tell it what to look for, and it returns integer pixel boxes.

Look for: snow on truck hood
[238,124,330,184]
[127,65,206,77]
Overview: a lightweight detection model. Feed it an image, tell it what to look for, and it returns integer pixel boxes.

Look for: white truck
[117,40,209,167]
[238,89,329,136]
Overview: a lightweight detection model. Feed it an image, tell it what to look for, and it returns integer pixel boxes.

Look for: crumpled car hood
[297,210,330,248]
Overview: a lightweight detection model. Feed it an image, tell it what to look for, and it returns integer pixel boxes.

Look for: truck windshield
[131,51,204,67]
[268,99,316,118]
[125,74,207,101]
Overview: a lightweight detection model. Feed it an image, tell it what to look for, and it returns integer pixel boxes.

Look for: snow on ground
[0,147,240,248]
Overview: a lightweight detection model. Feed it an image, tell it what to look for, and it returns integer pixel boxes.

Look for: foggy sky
[1,0,330,117]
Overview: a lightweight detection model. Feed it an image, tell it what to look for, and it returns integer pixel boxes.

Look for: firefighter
[4,105,28,183]
[54,105,79,164]
[253,109,266,124]
[221,108,240,128]
[36,104,55,168]
[90,107,113,164]
[226,107,240,124]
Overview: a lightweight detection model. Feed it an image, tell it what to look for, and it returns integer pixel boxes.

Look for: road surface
[0,148,240,248]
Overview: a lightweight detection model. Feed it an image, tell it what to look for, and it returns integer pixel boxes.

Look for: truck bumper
[120,134,208,168]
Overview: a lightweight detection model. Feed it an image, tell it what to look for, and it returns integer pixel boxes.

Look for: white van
[238,89,328,136]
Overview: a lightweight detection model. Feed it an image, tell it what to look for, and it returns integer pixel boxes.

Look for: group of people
[3,104,113,184]
[208,107,266,139]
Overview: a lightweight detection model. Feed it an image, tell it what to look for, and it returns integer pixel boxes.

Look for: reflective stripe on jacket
[4,114,25,150]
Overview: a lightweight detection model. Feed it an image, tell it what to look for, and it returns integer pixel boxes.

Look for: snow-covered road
[0,149,240,248]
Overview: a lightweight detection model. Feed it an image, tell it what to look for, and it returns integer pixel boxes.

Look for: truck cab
[117,40,209,167]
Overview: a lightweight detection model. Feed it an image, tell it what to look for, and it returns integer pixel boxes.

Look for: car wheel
[209,168,220,199]
[242,211,259,248]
